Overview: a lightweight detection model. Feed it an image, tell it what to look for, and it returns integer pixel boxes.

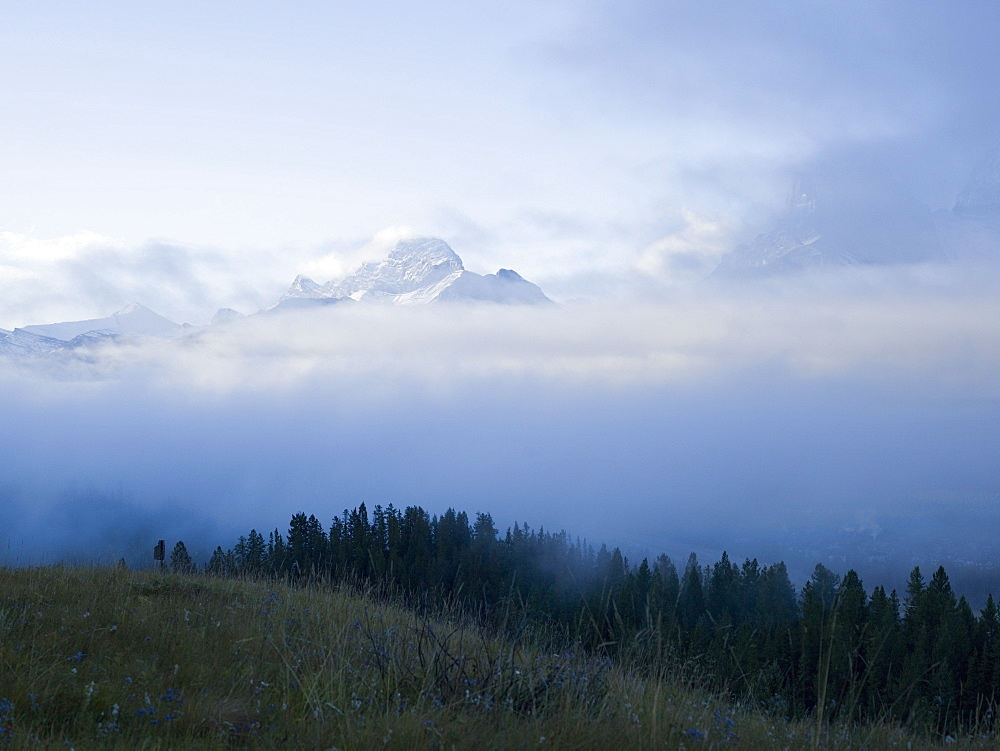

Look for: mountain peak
[786,175,818,215]
[115,302,147,315]
[275,236,549,307]
[211,307,243,325]
[324,237,465,301]
[386,237,464,268]
[281,275,323,302]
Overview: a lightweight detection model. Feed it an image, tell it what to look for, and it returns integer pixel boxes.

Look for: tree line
[181,502,1000,733]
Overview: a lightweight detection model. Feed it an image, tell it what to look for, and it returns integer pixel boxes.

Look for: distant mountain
[210,307,244,325]
[17,302,182,342]
[713,177,859,276]
[713,173,947,278]
[275,238,551,307]
[0,327,65,356]
[935,147,1000,263]
[953,148,1000,219]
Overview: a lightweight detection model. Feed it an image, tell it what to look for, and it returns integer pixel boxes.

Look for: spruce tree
[170,541,195,574]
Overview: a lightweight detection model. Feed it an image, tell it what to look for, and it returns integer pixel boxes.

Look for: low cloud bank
[2,269,999,584]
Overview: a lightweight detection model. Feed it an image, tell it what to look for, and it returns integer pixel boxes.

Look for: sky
[2,1,1000,590]
[2,0,1000,325]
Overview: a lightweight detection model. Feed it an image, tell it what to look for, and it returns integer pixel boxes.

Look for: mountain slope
[18,302,182,341]
[0,327,66,356]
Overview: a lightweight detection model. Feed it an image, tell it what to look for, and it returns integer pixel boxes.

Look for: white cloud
[0,230,120,265]
[636,210,741,281]
[9,266,995,403]
[300,226,418,283]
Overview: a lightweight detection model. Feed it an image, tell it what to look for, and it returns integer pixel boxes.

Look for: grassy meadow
[0,565,995,749]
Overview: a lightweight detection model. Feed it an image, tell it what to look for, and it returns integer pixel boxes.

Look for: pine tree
[799,564,841,713]
[677,553,705,638]
[170,541,195,574]
[865,585,902,716]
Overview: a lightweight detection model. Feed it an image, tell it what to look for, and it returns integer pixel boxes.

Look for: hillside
[0,565,992,749]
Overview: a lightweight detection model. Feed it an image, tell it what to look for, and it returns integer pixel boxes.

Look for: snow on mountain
[324,238,465,302]
[57,330,122,351]
[0,327,65,356]
[281,275,324,301]
[436,268,552,304]
[277,237,550,307]
[17,302,183,342]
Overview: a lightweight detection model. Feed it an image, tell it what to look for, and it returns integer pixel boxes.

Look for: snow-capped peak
[274,236,550,307]
[282,275,323,300]
[323,238,465,301]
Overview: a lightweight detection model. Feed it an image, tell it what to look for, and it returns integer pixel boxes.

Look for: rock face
[953,148,1000,219]
[713,174,946,277]
[277,237,551,306]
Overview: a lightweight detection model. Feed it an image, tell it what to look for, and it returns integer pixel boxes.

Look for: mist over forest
[4,267,1000,606]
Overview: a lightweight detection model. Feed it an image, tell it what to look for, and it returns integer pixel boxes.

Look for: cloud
[300,226,419,283]
[0,231,342,328]
[636,210,741,282]
[2,265,1000,581]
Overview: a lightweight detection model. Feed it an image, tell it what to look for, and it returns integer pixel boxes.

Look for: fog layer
[3,270,999,587]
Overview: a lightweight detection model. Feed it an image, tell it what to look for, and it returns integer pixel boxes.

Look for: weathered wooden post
[154,539,165,571]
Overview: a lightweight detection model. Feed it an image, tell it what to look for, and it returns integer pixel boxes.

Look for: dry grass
[0,565,992,749]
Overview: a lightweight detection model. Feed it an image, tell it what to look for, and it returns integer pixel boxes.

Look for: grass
[0,565,994,749]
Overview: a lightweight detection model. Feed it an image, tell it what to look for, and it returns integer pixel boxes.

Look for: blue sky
[2,1,1000,325]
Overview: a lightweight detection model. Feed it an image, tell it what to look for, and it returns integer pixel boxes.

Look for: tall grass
[0,565,991,748]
